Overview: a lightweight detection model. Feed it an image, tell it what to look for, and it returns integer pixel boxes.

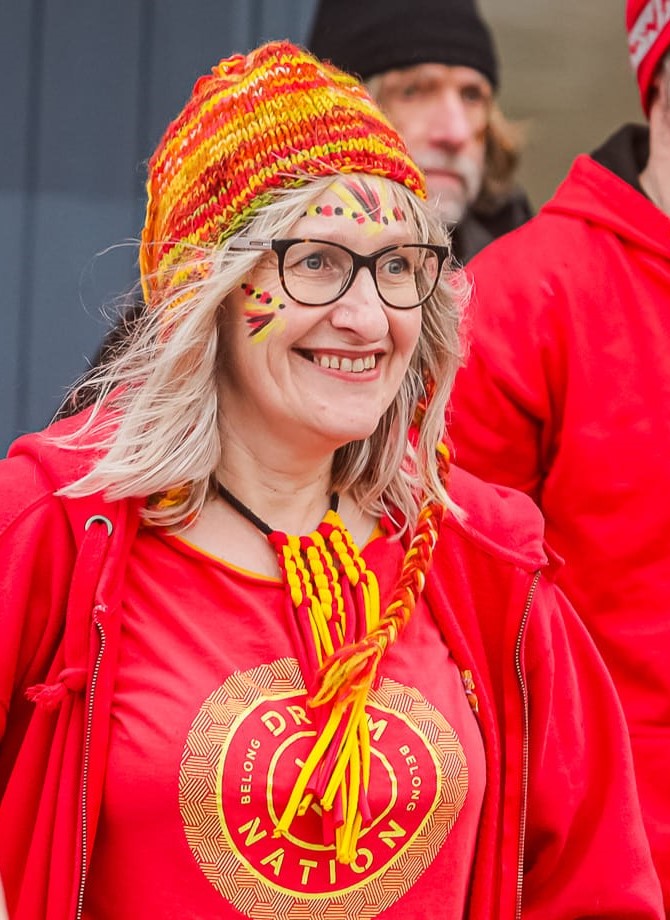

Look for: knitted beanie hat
[140,40,426,303]
[307,0,499,89]
[627,0,670,115]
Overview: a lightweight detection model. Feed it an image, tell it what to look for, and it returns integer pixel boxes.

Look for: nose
[329,266,390,340]
[429,90,473,151]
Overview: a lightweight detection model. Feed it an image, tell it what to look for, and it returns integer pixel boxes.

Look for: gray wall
[1,0,317,455]
[1,0,644,454]
[479,0,641,209]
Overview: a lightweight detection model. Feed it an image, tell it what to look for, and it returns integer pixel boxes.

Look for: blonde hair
[57,175,465,530]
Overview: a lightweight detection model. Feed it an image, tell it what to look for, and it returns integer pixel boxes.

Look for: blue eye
[378,252,413,282]
[387,257,409,275]
[304,253,324,270]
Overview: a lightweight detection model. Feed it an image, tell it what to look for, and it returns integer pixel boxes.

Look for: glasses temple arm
[228,239,273,251]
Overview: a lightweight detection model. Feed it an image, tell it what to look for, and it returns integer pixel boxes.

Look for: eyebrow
[383,64,490,90]
[291,223,420,248]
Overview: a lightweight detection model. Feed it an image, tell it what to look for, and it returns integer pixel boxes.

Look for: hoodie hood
[7,409,106,502]
[541,124,670,259]
[446,465,549,570]
[2,411,105,537]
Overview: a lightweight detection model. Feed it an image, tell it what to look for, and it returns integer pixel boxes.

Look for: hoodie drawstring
[26,514,113,709]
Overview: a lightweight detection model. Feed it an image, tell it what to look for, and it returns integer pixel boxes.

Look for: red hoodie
[0,414,663,919]
[449,125,670,912]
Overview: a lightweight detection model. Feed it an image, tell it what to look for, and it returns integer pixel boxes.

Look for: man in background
[307,0,531,263]
[449,1,670,908]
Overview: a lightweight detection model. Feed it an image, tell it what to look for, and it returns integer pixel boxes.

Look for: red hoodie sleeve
[521,577,663,917]
[0,455,75,746]
[448,234,567,503]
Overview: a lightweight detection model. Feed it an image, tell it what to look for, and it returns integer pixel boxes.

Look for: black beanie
[307,0,499,90]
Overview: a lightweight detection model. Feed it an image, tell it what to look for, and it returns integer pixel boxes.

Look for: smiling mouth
[298,351,378,373]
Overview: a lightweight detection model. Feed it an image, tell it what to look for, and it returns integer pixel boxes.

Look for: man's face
[375,63,492,224]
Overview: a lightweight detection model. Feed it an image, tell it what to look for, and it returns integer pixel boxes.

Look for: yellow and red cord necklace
[215,477,445,864]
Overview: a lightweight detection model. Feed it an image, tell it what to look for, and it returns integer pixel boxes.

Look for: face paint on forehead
[303,178,407,234]
[240,283,286,342]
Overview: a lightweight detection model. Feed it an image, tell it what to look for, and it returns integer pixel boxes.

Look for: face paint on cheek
[240,283,287,342]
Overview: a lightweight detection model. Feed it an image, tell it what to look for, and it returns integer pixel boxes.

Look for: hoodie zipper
[75,614,106,920]
[514,570,541,920]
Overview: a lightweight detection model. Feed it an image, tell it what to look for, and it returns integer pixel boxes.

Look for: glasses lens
[376,245,439,308]
[282,241,352,306]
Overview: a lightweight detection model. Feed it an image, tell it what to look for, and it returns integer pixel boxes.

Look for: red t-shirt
[84,524,485,919]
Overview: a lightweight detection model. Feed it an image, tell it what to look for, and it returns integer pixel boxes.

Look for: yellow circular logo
[180,658,467,918]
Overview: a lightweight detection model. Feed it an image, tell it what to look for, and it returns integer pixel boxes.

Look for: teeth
[313,353,377,372]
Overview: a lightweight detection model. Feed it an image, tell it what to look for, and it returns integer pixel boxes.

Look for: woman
[0,41,662,920]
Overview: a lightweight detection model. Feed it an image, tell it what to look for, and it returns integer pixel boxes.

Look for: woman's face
[218,177,423,458]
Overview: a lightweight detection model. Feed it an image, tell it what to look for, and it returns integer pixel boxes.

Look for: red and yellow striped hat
[140,40,426,304]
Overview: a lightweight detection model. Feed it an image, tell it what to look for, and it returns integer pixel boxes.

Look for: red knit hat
[140,40,426,304]
[627,0,670,115]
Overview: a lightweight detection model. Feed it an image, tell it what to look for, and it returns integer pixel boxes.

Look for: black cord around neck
[215,480,339,535]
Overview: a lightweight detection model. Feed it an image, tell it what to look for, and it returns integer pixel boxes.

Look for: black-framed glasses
[229,238,450,309]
